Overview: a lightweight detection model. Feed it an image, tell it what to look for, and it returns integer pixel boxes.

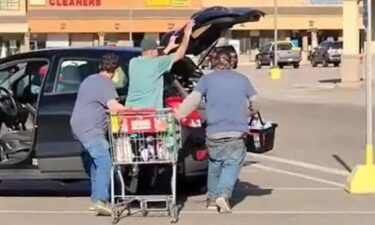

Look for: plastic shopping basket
[245,112,278,154]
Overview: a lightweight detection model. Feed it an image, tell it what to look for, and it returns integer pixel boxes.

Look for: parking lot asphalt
[1,65,375,225]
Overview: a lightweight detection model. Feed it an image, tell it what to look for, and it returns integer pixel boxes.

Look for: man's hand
[184,20,194,37]
[172,20,195,62]
[163,35,179,54]
[168,35,179,49]
[107,99,128,114]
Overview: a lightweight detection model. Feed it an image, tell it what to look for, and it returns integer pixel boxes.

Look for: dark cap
[140,36,159,52]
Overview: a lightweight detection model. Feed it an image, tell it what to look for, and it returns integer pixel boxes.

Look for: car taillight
[195,149,208,161]
[165,96,202,128]
[181,110,202,128]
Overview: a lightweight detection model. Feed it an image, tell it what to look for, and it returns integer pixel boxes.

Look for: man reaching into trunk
[126,20,194,109]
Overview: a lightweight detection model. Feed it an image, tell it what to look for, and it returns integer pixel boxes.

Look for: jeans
[206,137,246,199]
[82,138,112,203]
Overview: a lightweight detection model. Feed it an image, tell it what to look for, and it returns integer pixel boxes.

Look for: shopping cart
[108,108,181,224]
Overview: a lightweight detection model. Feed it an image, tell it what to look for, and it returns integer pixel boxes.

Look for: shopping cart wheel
[112,207,121,224]
[141,201,148,217]
[120,203,131,217]
[169,204,179,223]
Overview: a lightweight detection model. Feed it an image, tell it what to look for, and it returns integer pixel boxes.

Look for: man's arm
[162,35,179,55]
[243,77,259,116]
[248,95,260,116]
[153,21,194,76]
[107,99,128,114]
[171,20,194,62]
[175,91,202,120]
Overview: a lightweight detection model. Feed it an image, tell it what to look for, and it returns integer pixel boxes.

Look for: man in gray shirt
[70,53,127,216]
[175,49,258,213]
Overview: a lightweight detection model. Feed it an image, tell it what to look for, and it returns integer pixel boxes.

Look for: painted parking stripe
[247,154,349,176]
[249,164,344,188]
[234,187,342,191]
[0,210,92,214]
[182,210,375,215]
[0,210,374,215]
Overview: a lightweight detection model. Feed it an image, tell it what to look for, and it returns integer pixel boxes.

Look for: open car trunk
[162,6,264,84]
[160,6,265,57]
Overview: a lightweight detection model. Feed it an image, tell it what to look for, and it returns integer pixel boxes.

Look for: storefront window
[0,0,20,10]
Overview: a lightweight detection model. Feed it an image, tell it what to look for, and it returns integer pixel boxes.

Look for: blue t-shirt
[70,74,118,143]
[194,70,257,135]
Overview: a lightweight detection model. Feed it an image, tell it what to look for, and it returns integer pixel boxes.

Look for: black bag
[245,112,278,154]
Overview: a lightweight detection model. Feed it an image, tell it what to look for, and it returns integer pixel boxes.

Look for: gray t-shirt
[194,70,257,135]
[70,74,118,143]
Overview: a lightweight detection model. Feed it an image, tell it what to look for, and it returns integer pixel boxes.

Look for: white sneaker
[88,204,97,211]
[206,198,217,210]
[90,201,112,216]
[215,196,232,214]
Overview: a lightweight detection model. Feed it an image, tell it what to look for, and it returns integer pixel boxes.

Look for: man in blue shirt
[70,53,127,216]
[176,49,258,213]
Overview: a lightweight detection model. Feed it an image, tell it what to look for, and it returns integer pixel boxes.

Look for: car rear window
[331,42,342,49]
[277,43,292,50]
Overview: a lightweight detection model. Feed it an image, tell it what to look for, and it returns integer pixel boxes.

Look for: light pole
[273,0,278,67]
[345,0,375,194]
[129,0,133,46]
[270,0,281,80]
[365,0,373,168]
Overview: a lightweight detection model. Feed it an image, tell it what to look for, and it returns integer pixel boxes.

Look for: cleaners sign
[49,0,101,7]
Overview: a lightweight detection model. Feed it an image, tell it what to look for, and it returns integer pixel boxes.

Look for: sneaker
[206,198,217,210]
[215,196,232,214]
[93,201,112,216]
[88,204,97,212]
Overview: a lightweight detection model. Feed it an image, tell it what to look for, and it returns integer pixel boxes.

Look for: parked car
[310,41,342,67]
[198,45,238,69]
[255,41,301,69]
[0,7,264,186]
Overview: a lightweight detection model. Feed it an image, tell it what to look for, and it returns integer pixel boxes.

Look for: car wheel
[322,58,329,67]
[278,64,284,69]
[256,60,262,69]
[311,59,318,67]
[293,64,300,69]
[333,62,340,67]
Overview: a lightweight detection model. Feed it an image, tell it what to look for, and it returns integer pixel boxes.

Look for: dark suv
[310,41,342,67]
[0,7,264,185]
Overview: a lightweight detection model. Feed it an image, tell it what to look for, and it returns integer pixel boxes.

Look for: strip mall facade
[0,0,365,62]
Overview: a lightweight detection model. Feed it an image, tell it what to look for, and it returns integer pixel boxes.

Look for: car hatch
[160,6,265,56]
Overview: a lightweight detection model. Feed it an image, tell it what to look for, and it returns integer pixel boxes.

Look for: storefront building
[27,0,201,49]
[0,0,28,57]
[26,0,362,60]
[0,0,363,62]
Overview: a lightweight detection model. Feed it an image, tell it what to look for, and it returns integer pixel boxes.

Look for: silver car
[256,41,302,69]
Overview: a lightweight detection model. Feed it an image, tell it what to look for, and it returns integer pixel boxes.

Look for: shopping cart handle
[115,108,158,115]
